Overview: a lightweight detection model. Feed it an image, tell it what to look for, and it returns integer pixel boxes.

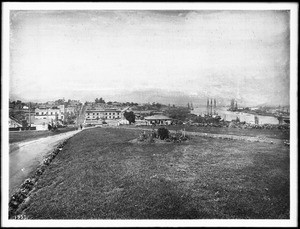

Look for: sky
[9,10,290,106]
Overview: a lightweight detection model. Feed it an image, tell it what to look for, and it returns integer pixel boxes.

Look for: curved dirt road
[9,130,81,197]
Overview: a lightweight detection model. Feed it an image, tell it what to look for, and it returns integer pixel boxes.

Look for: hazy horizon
[9,10,290,107]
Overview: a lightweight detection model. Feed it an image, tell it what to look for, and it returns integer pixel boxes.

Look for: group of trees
[95,98,106,104]
[93,98,139,107]
[9,100,31,110]
[54,99,65,105]
[191,115,221,124]
[9,100,29,127]
[165,107,190,122]
[122,102,139,106]
[135,102,165,111]
[151,102,163,109]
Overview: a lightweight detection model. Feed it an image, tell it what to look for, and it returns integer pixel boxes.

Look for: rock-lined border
[8,138,71,219]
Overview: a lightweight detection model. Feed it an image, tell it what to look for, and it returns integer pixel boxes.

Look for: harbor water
[191,106,279,125]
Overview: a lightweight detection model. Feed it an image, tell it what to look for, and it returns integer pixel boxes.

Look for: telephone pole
[28,102,31,129]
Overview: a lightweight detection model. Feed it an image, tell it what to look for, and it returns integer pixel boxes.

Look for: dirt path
[9,129,81,197]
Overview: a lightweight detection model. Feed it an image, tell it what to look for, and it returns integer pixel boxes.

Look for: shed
[144,115,173,125]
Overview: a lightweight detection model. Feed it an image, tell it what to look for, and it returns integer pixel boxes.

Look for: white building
[58,104,65,113]
[144,115,173,125]
[31,118,49,131]
[85,108,122,121]
[118,118,130,125]
[65,106,76,114]
[35,107,64,122]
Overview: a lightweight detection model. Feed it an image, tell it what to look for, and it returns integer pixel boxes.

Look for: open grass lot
[124,125,290,140]
[9,127,78,144]
[22,127,289,219]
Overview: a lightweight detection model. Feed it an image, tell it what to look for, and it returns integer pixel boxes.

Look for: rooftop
[144,115,172,120]
[86,108,122,112]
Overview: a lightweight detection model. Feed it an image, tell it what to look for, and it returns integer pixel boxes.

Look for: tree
[157,127,169,140]
[95,97,105,103]
[99,97,105,103]
[155,103,162,109]
[124,111,135,124]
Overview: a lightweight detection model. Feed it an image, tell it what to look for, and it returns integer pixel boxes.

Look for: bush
[157,127,169,140]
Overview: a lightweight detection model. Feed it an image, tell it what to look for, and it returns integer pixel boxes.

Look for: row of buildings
[9,100,82,131]
[84,106,173,126]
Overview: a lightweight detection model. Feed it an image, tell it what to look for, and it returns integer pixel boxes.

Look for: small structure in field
[144,115,172,125]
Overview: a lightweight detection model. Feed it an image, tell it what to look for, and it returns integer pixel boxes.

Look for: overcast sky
[9,10,290,105]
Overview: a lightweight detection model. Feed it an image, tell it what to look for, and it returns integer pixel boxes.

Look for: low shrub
[157,127,169,140]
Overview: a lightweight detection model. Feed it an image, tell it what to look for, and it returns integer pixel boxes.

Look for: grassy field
[9,127,78,144]
[124,124,290,140]
[21,127,289,219]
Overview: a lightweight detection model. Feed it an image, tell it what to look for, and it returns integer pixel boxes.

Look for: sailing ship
[205,98,221,120]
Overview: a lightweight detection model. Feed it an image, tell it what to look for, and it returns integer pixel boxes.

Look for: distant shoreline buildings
[8,96,291,131]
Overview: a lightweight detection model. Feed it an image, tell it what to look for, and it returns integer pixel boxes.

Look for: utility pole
[29,102,31,129]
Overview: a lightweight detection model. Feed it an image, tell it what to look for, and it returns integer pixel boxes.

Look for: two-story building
[35,107,64,121]
[85,108,122,121]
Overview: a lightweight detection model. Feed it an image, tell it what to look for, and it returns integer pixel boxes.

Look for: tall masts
[187,102,194,110]
[214,99,217,114]
[210,99,213,115]
[230,99,238,111]
[207,99,210,115]
[207,98,217,116]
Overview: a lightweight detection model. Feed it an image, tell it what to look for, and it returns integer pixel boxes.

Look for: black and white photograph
[1,2,298,227]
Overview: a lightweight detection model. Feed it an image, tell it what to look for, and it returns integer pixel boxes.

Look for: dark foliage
[166,107,190,121]
[157,127,169,140]
[124,111,135,124]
